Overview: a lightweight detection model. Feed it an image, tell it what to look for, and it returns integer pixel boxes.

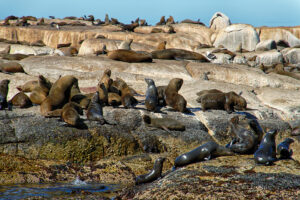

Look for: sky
[1,0,300,27]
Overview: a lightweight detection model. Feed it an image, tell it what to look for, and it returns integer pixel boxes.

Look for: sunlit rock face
[209,12,232,31]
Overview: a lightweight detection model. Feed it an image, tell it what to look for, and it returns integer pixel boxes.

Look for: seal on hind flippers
[87,91,106,124]
[135,157,166,185]
[254,129,278,165]
[277,138,294,159]
[165,78,187,113]
[0,79,10,110]
[145,78,158,112]
[114,78,138,109]
[8,92,32,108]
[156,85,167,106]
[30,75,52,105]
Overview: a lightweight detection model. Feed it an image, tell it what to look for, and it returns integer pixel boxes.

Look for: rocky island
[0,13,299,199]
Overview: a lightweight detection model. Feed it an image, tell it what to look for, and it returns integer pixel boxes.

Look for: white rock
[255,50,283,66]
[233,55,247,64]
[213,24,260,52]
[209,12,231,31]
[282,48,300,64]
[255,40,277,51]
[9,44,55,55]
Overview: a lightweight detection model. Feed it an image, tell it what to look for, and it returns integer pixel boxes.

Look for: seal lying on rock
[145,78,158,112]
[151,49,209,62]
[0,62,25,74]
[226,116,262,154]
[200,91,247,113]
[61,102,83,127]
[196,89,223,103]
[8,92,32,108]
[277,138,294,159]
[143,114,185,132]
[17,80,38,92]
[0,79,11,110]
[135,157,166,185]
[165,78,188,113]
[254,129,278,165]
[174,141,234,168]
[107,49,152,63]
[1,54,30,60]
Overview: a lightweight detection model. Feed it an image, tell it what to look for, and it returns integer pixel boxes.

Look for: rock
[211,53,232,64]
[255,50,283,66]
[233,55,247,65]
[255,39,277,51]
[258,27,300,48]
[9,44,55,55]
[282,48,300,64]
[134,25,174,34]
[209,12,231,31]
[213,24,260,52]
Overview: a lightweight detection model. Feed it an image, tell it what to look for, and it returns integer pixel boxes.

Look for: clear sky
[1,0,300,27]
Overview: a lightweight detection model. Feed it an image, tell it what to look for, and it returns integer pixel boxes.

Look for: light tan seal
[165,78,187,113]
[107,49,152,63]
[8,92,32,108]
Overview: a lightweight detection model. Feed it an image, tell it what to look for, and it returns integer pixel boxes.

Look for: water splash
[72,177,87,186]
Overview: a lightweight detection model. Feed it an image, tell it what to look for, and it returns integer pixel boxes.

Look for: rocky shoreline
[0,13,300,199]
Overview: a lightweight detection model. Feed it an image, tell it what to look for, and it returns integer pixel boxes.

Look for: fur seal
[143,114,185,132]
[0,62,25,74]
[114,78,138,108]
[196,89,223,103]
[98,69,113,105]
[156,41,166,50]
[2,54,30,61]
[40,75,77,116]
[87,91,106,124]
[226,116,262,154]
[30,75,52,105]
[166,16,175,25]
[8,92,32,108]
[174,141,234,167]
[108,92,122,107]
[156,16,166,25]
[200,91,247,113]
[135,157,166,185]
[151,49,209,62]
[17,80,38,92]
[156,85,167,106]
[277,138,294,159]
[122,22,139,32]
[118,39,133,50]
[254,129,278,165]
[0,79,11,110]
[180,19,205,25]
[61,102,83,127]
[107,49,152,63]
[145,78,158,112]
[165,78,187,113]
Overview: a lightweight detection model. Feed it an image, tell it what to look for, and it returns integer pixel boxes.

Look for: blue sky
[1,0,300,27]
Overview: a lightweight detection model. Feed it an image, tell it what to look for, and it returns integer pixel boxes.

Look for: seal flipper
[204,154,211,161]
[160,125,172,134]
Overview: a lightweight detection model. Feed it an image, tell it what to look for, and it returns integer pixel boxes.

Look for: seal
[40,75,77,116]
[122,22,139,32]
[114,78,138,108]
[165,78,187,113]
[277,138,294,159]
[156,41,166,50]
[108,92,122,107]
[118,39,133,50]
[145,78,158,112]
[61,102,83,127]
[156,85,167,106]
[0,62,25,74]
[226,116,262,154]
[143,114,185,132]
[135,157,166,185]
[87,91,106,124]
[200,91,247,113]
[8,91,32,108]
[166,16,175,25]
[151,49,209,62]
[2,54,30,61]
[98,69,113,105]
[0,79,11,110]
[196,89,223,103]
[254,129,278,165]
[174,141,234,167]
[107,49,152,63]
[156,16,166,25]
[30,75,52,105]
[16,80,38,92]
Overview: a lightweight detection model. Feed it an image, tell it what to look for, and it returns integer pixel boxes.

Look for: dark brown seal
[0,62,25,73]
[2,54,30,60]
[254,129,278,165]
[196,89,223,103]
[40,75,77,116]
[200,91,247,113]
[151,49,209,62]
[277,138,294,159]
[135,157,166,185]
[114,78,138,109]
[143,114,185,132]
[98,69,113,105]
[87,91,106,124]
[156,85,167,106]
[165,78,187,113]
[0,79,10,110]
[174,141,234,168]
[107,49,152,63]
[156,16,166,25]
[145,78,158,112]
[8,92,32,108]
[61,102,83,127]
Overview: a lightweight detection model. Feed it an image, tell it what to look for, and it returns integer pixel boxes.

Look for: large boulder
[255,39,277,51]
[9,44,56,55]
[213,24,260,52]
[209,12,231,31]
[282,48,300,64]
[255,50,284,66]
